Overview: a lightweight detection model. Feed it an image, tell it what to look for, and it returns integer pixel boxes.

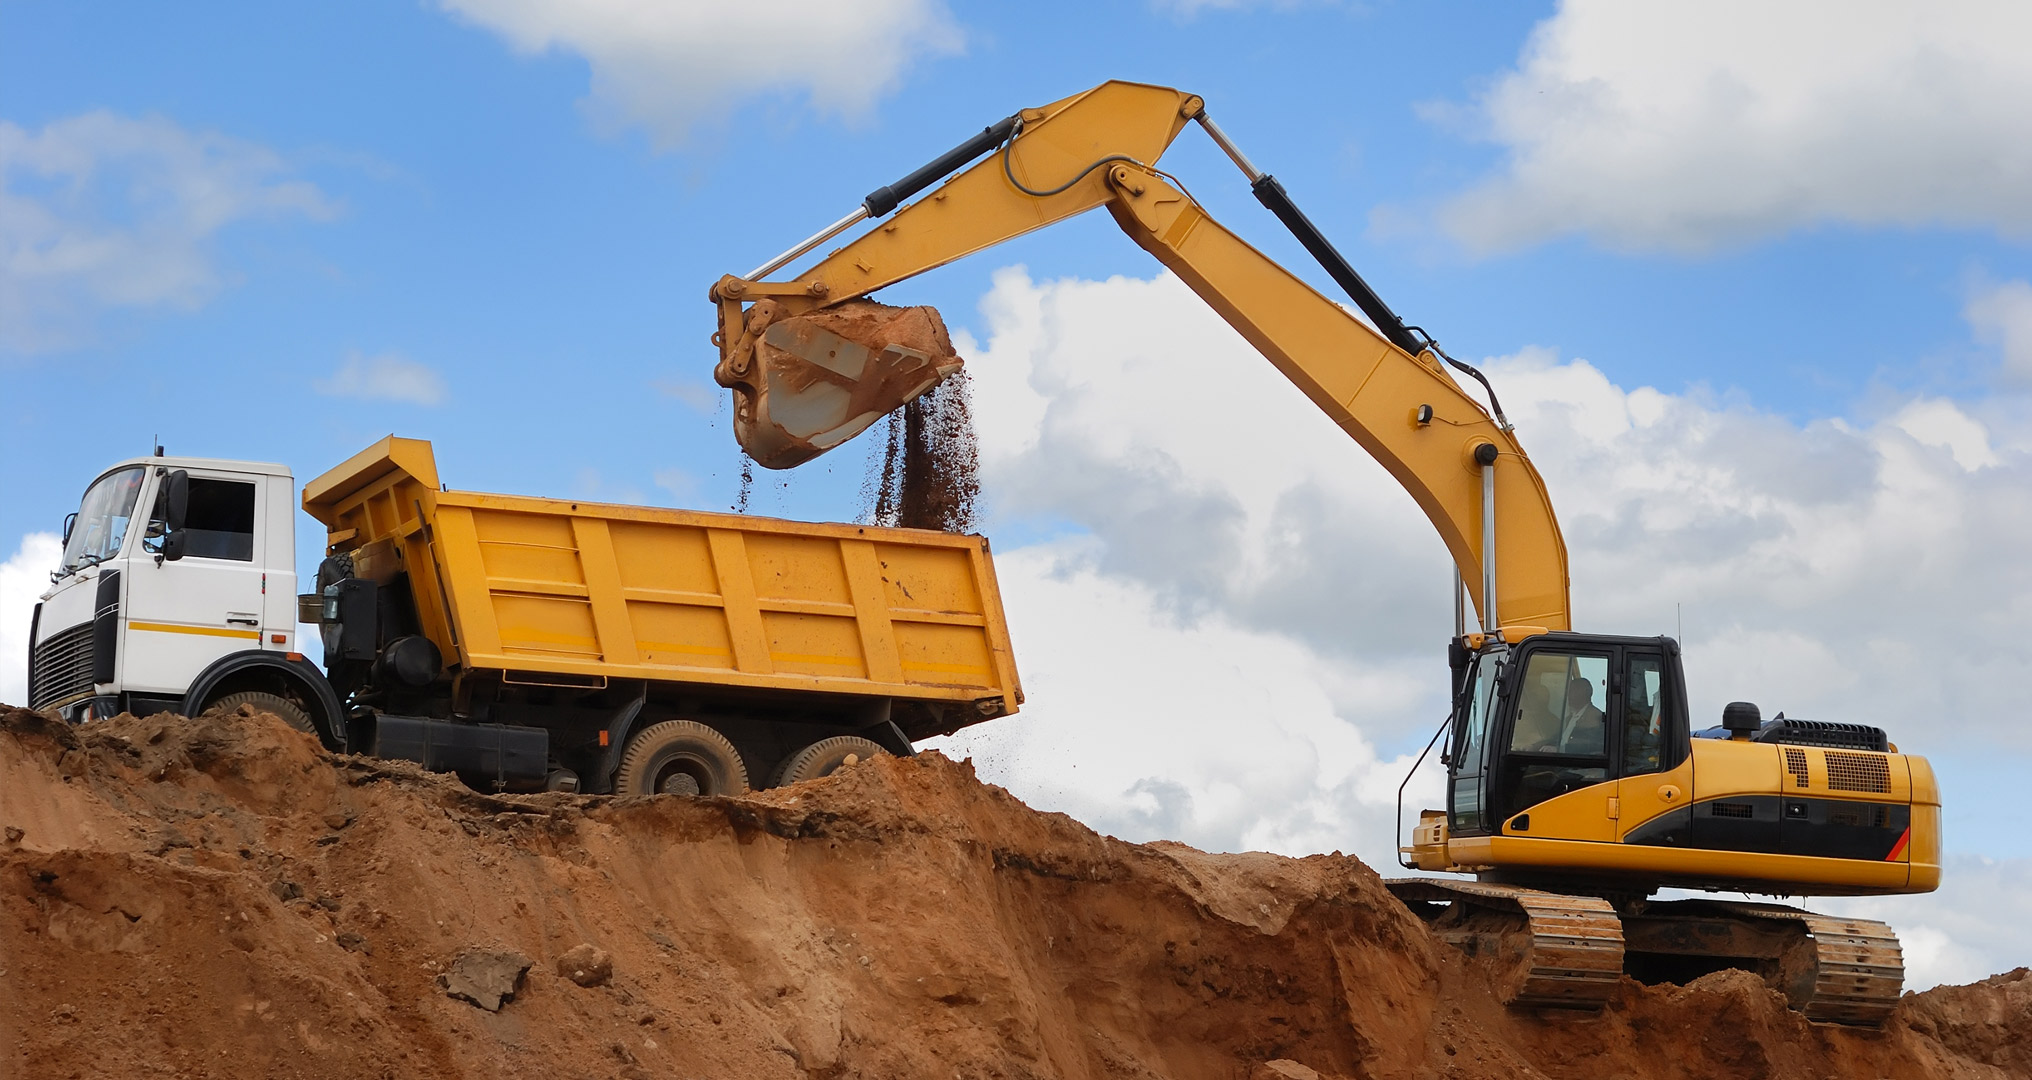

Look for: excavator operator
[1510,673,1605,756]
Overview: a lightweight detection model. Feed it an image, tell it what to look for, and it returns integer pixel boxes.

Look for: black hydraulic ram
[863,114,1020,217]
[746,114,1021,281]
[1192,111,1512,429]
[1250,174,1428,357]
[1190,112,1425,357]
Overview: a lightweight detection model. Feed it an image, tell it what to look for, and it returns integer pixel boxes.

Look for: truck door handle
[227,615,260,626]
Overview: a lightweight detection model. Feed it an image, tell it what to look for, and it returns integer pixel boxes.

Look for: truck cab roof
[91,455,293,482]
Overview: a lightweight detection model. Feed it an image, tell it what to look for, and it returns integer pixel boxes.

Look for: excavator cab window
[1485,639,1690,823]
[1499,651,1612,817]
[1449,649,1506,833]
[1622,653,1669,775]
[1509,653,1610,756]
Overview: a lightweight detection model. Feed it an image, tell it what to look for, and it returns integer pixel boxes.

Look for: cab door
[1492,645,1616,841]
[1614,649,1693,839]
[121,469,269,695]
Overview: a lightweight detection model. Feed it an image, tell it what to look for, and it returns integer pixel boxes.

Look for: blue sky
[6,1,2032,988]
[8,0,2023,539]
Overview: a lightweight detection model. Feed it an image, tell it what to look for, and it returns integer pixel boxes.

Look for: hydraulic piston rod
[746,115,1020,281]
[1194,113,1427,358]
[1477,442,1498,632]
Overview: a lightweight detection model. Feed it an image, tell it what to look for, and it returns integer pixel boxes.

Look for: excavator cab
[1448,633,1689,846]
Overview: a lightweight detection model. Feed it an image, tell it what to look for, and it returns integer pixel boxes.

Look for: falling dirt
[866,368,981,533]
[1,702,2026,1080]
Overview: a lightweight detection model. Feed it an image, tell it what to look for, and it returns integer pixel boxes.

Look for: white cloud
[956,268,2032,751]
[1894,398,1999,471]
[657,377,721,416]
[0,111,337,351]
[1,533,63,706]
[436,0,964,148]
[930,541,1439,866]
[922,267,2032,985]
[960,267,1456,716]
[1967,279,2032,382]
[1437,1,2032,253]
[314,350,446,406]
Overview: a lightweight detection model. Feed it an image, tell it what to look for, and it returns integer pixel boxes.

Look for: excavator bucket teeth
[720,300,963,470]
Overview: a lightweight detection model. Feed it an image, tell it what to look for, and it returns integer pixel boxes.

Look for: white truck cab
[28,451,342,743]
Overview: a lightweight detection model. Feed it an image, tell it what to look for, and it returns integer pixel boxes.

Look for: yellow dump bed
[302,437,1020,727]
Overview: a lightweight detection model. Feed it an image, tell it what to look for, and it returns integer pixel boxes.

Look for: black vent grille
[1784,747,1810,788]
[29,622,94,709]
[1757,718,1889,752]
[1825,751,1892,794]
[1710,801,1755,819]
[1830,804,1891,828]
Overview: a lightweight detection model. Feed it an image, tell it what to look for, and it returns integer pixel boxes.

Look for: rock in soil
[557,943,613,988]
[438,948,531,1011]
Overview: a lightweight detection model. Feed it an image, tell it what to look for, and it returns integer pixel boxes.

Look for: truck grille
[29,622,94,709]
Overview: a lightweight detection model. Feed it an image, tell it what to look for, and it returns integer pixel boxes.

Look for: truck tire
[207,690,318,737]
[774,736,888,787]
[614,720,749,797]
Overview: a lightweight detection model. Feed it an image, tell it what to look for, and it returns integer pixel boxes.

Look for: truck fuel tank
[370,714,548,791]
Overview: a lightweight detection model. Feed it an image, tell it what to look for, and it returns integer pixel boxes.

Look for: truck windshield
[60,466,145,573]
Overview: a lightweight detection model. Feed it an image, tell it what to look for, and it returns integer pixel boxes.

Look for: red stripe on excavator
[1885,826,1911,862]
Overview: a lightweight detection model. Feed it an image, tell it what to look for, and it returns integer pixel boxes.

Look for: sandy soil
[0,703,2024,1079]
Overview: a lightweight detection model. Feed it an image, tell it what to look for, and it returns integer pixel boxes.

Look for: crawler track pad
[1388,877,1624,1009]
[1388,879,1907,1027]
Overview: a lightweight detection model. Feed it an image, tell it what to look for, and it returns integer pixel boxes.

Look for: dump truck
[27,437,1021,794]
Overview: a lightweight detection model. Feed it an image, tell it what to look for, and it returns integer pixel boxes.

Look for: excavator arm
[711,79,1571,632]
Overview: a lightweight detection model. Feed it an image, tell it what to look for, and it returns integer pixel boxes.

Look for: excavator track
[1386,877,1624,1009]
[1705,902,1905,1025]
[1389,880,1905,1026]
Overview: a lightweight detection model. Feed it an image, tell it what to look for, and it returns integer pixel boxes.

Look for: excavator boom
[712,79,1571,633]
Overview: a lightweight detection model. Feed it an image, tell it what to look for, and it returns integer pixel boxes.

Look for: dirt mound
[0,703,2025,1079]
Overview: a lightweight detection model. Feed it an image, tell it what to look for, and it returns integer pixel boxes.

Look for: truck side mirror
[62,512,77,544]
[160,470,190,562]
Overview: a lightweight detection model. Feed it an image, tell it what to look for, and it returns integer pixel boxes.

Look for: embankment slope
[0,705,2024,1079]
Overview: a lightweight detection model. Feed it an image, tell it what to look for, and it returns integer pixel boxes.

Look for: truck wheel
[614,721,749,797]
[208,691,318,737]
[775,736,888,787]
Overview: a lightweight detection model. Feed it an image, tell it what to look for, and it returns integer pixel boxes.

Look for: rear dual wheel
[614,720,749,797]
[771,736,888,787]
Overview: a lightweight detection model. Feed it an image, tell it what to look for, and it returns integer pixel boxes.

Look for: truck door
[121,470,268,695]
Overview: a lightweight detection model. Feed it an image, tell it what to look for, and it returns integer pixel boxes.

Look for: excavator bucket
[717,300,964,470]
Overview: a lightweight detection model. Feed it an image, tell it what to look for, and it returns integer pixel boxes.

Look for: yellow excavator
[707,80,1940,1025]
